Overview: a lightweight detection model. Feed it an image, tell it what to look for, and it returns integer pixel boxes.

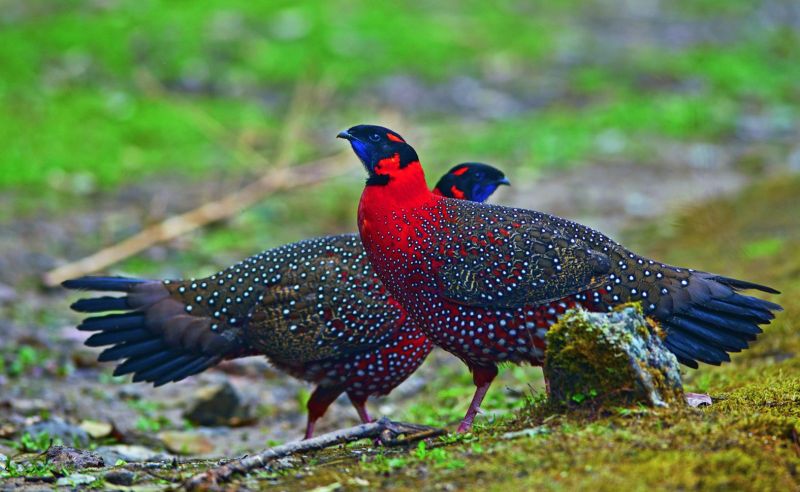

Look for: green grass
[4,0,793,278]
[0,0,555,189]
[2,0,798,195]
[402,362,543,427]
[0,458,57,480]
[0,345,58,379]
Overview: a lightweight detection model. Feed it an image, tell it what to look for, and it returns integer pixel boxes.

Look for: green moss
[3,0,798,201]
[544,305,683,409]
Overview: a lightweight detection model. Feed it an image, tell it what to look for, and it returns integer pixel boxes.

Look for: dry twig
[42,80,345,287]
[183,417,444,490]
[42,154,349,287]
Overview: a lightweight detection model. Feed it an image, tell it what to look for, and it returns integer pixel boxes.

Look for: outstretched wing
[434,200,611,309]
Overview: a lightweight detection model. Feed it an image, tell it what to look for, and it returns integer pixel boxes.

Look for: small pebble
[104,469,136,486]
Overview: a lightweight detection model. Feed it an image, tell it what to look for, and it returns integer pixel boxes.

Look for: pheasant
[63,163,509,438]
[339,124,782,432]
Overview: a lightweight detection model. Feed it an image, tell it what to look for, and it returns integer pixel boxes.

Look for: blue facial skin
[349,140,374,172]
[471,183,500,203]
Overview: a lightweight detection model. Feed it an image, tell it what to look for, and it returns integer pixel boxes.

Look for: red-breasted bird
[63,163,509,438]
[339,124,782,432]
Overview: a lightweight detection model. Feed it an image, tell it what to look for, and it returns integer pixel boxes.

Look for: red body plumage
[65,162,509,438]
[343,124,781,432]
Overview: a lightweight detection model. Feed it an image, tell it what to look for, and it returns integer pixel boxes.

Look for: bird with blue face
[63,162,510,439]
[433,163,510,203]
[342,123,781,433]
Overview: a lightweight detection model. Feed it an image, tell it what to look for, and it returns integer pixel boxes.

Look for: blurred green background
[1,0,798,366]
[3,1,798,276]
[0,0,799,474]
[4,0,799,190]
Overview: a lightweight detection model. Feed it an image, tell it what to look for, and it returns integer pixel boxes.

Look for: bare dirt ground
[0,147,792,467]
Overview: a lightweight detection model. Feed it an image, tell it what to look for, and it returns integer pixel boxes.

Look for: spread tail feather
[656,272,782,368]
[62,277,148,292]
[64,276,241,385]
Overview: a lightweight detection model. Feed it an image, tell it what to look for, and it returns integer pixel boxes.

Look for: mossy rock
[544,304,684,408]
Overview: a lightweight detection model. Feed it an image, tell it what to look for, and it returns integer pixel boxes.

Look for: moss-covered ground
[4,176,795,491]
[15,173,780,491]
[192,175,795,491]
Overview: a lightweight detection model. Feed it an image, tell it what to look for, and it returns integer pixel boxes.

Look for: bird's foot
[377,417,446,445]
[456,406,484,434]
[456,421,473,434]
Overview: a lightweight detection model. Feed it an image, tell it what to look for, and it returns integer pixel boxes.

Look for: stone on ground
[45,446,104,470]
[544,304,684,408]
[104,469,136,486]
[183,380,256,426]
[158,430,215,455]
[23,418,90,447]
[94,444,171,464]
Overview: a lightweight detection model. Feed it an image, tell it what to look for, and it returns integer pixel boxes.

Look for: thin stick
[183,417,444,490]
[42,153,350,287]
[43,79,328,287]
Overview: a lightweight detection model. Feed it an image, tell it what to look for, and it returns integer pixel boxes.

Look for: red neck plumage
[358,158,436,235]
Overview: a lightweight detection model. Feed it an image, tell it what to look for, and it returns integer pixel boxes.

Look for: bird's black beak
[337,130,354,141]
[498,177,511,186]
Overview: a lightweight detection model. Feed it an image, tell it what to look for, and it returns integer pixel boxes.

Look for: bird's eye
[369,133,381,142]
[474,172,484,180]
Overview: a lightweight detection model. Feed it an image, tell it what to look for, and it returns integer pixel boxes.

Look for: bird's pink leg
[348,393,372,424]
[457,365,498,433]
[305,386,344,439]
[349,393,383,446]
[303,419,316,440]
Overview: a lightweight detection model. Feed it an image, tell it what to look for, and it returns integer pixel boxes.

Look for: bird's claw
[376,417,446,446]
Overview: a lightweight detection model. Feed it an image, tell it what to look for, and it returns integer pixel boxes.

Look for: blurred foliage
[1,0,798,191]
[0,0,797,276]
[0,345,55,378]
[0,458,57,480]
